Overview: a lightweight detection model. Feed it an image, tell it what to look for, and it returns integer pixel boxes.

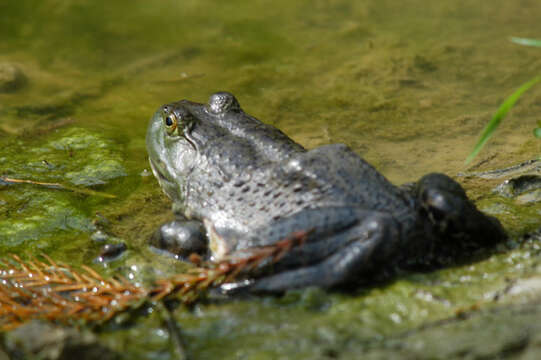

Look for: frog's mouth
[149,157,178,200]
[149,157,170,183]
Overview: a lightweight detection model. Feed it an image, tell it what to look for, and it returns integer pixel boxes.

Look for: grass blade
[466,75,541,164]
[534,128,541,139]
[510,37,541,48]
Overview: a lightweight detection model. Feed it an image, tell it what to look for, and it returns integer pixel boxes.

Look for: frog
[146,91,506,293]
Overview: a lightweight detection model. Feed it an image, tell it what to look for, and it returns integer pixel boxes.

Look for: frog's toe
[150,219,207,260]
[416,173,506,244]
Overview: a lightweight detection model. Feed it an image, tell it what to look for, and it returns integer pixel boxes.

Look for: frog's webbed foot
[149,219,207,260]
[416,173,506,247]
[220,212,402,294]
[415,173,470,233]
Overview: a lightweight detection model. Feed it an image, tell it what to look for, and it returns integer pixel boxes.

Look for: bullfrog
[146,92,506,293]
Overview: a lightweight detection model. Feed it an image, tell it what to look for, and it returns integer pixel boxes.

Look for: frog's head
[146,92,242,203]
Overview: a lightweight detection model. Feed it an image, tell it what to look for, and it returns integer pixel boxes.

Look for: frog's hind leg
[223,212,402,294]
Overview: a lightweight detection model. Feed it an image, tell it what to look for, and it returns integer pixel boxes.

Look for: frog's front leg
[223,212,402,293]
[150,218,207,259]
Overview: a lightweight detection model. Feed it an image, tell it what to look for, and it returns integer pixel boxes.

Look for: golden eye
[164,113,177,134]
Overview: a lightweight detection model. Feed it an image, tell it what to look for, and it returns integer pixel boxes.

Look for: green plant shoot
[466,75,541,164]
[510,37,541,48]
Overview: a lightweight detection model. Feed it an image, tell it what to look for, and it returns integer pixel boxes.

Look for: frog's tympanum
[147,92,506,293]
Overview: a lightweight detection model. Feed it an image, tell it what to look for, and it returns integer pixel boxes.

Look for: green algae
[2,0,541,359]
[0,127,130,260]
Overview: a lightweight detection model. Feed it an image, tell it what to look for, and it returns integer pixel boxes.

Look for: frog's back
[281,144,413,212]
[266,144,413,216]
[187,139,412,235]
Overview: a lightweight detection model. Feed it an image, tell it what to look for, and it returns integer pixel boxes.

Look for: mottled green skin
[146,92,506,292]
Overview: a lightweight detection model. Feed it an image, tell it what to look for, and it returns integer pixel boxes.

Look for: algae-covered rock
[354,302,541,359]
[65,159,126,186]
[0,62,26,93]
[4,321,119,360]
[46,127,127,186]
[0,127,127,251]
[0,193,93,247]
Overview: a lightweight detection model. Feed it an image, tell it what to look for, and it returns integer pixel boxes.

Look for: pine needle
[0,176,116,198]
[0,230,310,330]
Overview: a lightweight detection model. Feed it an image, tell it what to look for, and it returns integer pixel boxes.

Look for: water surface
[1,0,541,358]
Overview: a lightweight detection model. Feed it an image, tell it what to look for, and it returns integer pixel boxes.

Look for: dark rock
[494,175,541,199]
[95,242,127,263]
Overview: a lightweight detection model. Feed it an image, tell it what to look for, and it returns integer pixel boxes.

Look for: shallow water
[2,1,541,180]
[2,0,541,358]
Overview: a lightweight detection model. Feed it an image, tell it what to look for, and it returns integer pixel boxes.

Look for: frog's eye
[164,113,178,135]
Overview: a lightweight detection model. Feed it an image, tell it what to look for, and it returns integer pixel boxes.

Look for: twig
[0,176,116,198]
[157,302,190,360]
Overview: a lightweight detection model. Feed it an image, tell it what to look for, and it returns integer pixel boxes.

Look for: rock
[65,159,126,186]
[91,230,110,242]
[515,189,541,205]
[358,303,541,359]
[493,175,541,199]
[463,160,541,204]
[4,321,119,360]
[0,62,26,93]
[460,159,541,180]
[95,242,127,263]
[0,349,9,360]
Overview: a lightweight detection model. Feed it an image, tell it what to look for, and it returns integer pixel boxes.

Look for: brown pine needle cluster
[0,253,146,330]
[0,230,309,331]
